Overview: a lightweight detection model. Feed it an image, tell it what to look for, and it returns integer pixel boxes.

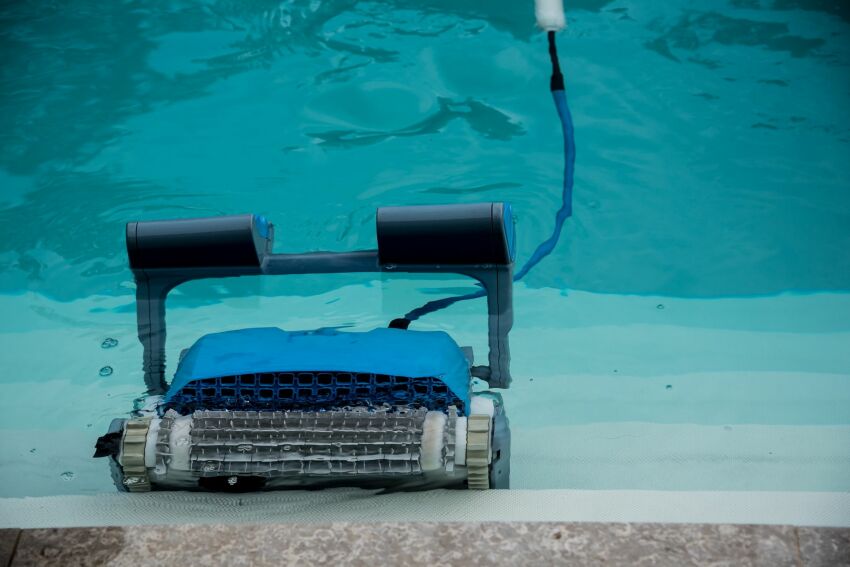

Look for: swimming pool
[1,0,848,522]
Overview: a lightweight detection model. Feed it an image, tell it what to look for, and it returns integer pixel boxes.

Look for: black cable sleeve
[548,30,565,92]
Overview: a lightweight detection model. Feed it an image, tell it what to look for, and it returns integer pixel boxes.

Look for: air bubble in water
[60,471,75,481]
[99,366,113,377]
[656,304,665,310]
[101,338,119,349]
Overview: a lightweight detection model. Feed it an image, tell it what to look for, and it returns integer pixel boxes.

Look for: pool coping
[1,522,848,566]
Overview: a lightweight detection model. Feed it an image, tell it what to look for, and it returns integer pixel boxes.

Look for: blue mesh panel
[163,371,465,415]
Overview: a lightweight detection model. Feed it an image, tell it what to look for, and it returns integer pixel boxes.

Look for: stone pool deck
[1,523,848,566]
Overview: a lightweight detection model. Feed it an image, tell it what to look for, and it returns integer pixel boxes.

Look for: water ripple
[309,98,524,147]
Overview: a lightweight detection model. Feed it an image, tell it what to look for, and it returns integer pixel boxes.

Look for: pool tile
[0,530,20,567]
[798,527,850,567]
[11,528,124,567]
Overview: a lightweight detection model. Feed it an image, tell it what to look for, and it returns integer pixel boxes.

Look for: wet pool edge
[1,490,848,529]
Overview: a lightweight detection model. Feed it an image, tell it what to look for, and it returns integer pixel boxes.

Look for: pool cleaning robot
[94,204,514,491]
[95,0,574,493]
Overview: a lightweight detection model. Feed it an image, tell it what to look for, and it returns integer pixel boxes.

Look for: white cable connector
[535,0,566,31]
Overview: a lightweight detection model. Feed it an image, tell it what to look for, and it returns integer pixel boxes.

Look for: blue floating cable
[394,31,575,325]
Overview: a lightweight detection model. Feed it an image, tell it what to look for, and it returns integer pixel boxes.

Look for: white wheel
[465,414,491,490]
[120,418,152,492]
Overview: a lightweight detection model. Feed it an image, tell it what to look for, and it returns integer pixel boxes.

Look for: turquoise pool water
[1,0,849,500]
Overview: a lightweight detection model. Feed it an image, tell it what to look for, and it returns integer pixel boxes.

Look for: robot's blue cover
[165,327,470,409]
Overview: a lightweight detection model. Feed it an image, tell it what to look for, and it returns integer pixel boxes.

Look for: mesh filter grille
[164,372,465,414]
[187,409,431,477]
